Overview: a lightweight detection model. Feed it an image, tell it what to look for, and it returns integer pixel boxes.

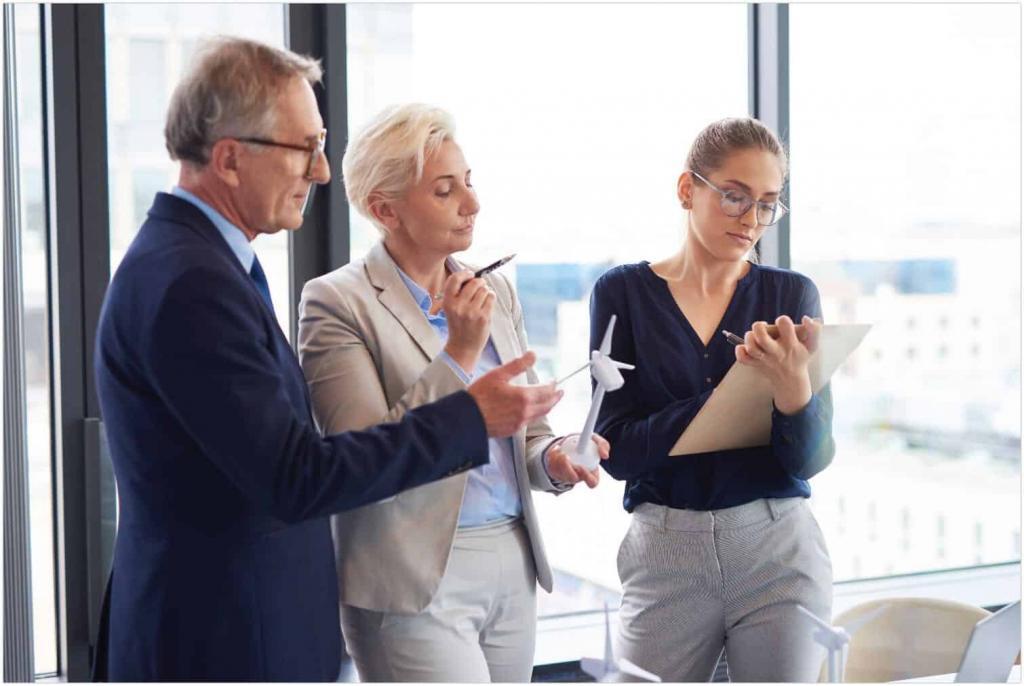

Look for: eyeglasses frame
[236,128,327,180]
[689,169,788,226]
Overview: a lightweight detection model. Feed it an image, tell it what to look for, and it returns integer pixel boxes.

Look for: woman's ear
[368,193,402,233]
[677,170,694,209]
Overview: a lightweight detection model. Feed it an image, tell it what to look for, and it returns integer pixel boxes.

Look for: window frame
[6,3,1017,680]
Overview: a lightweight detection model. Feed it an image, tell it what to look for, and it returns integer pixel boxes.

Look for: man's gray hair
[165,36,322,166]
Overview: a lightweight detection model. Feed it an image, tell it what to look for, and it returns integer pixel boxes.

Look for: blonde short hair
[165,36,322,166]
[342,103,456,235]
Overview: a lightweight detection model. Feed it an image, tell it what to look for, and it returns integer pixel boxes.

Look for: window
[347,3,748,623]
[105,4,291,338]
[12,4,58,675]
[790,4,1021,580]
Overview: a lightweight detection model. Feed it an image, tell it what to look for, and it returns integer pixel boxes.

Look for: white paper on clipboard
[669,324,871,456]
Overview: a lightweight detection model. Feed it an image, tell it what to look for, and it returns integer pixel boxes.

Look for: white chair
[820,597,990,682]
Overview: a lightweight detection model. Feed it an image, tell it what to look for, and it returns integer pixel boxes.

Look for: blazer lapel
[365,242,442,362]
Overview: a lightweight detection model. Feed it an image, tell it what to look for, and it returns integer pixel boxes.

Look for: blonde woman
[592,118,834,682]
[298,104,608,682]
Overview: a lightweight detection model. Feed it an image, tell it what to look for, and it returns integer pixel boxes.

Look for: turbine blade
[796,604,834,632]
[841,603,888,636]
[611,360,636,370]
[618,658,663,682]
[603,602,613,664]
[600,315,617,356]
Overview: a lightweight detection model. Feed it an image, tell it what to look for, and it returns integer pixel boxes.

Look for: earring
[681,200,691,209]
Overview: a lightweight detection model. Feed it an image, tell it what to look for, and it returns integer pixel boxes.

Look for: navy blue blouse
[590,261,835,512]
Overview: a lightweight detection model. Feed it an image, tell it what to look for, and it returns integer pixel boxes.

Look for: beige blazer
[297,241,565,614]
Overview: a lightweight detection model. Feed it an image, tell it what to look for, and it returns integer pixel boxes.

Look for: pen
[433,254,517,301]
[474,253,516,279]
[721,330,746,346]
[722,320,819,346]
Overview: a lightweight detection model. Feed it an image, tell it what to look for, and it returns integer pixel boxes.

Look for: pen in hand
[473,253,516,279]
[722,318,821,347]
[432,254,517,302]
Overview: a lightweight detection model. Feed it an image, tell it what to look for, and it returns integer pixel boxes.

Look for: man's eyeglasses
[237,128,327,180]
[690,170,788,226]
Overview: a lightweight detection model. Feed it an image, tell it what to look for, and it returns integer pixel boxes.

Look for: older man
[92,37,560,682]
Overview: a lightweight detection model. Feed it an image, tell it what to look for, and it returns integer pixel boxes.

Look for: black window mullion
[286,3,350,346]
[42,4,112,680]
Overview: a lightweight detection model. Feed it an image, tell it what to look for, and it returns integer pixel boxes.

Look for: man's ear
[368,193,401,233]
[207,139,243,188]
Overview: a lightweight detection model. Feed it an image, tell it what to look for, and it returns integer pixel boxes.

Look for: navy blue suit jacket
[92,193,488,681]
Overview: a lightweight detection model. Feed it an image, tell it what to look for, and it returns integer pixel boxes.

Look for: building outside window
[790,3,1020,580]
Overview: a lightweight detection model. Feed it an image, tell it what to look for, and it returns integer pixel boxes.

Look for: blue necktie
[248,255,275,316]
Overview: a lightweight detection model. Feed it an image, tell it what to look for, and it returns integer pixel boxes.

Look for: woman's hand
[435,269,495,374]
[544,434,610,488]
[736,315,821,415]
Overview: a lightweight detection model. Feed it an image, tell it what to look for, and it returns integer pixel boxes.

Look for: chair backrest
[821,597,991,682]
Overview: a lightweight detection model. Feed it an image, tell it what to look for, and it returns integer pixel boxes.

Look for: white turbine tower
[562,315,634,469]
[580,603,662,682]
[797,603,889,682]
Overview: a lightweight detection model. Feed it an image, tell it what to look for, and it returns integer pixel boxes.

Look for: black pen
[721,330,746,346]
[433,254,517,301]
[722,320,818,346]
[474,253,516,279]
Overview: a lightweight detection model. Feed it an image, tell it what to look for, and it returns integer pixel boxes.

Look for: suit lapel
[365,242,442,362]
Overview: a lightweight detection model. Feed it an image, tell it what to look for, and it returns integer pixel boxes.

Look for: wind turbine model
[580,603,662,682]
[797,603,889,682]
[560,315,635,470]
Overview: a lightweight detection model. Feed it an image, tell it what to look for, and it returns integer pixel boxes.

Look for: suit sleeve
[591,272,712,482]
[297,276,467,436]
[769,277,836,479]
[143,264,488,524]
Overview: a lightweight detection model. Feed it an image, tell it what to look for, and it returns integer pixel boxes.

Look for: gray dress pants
[340,517,537,683]
[614,497,832,682]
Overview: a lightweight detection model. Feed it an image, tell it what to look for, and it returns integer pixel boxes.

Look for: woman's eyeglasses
[690,170,788,226]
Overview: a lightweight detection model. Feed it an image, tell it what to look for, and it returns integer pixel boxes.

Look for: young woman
[297,104,608,682]
[591,118,834,682]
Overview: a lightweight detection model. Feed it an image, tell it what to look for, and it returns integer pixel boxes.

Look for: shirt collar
[172,186,255,272]
[394,265,435,314]
[394,257,462,316]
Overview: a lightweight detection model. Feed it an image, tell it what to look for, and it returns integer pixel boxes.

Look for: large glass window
[790,4,1021,580]
[14,4,57,675]
[105,4,291,337]
[347,4,748,621]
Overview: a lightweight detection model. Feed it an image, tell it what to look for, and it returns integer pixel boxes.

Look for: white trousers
[615,497,833,682]
[340,517,537,682]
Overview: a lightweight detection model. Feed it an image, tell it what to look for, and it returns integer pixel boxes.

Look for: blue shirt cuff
[439,350,474,384]
[542,437,572,490]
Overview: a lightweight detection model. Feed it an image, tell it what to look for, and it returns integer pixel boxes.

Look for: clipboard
[669,324,872,456]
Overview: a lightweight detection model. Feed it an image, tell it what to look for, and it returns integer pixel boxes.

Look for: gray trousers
[340,517,537,682]
[614,497,832,682]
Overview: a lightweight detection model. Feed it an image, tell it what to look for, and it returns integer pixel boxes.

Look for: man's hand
[467,351,563,437]
[544,433,610,488]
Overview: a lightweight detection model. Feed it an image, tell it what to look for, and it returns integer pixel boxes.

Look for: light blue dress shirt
[395,265,523,527]
[172,186,254,272]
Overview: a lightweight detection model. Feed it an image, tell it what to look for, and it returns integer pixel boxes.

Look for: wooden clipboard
[668,324,872,456]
